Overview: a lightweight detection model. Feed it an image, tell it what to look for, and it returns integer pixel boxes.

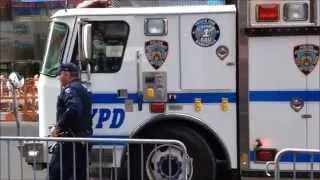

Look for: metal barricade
[266,148,320,180]
[0,136,191,180]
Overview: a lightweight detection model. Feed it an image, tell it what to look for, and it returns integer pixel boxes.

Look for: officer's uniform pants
[49,142,88,180]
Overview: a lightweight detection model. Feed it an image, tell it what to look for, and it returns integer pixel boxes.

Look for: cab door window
[91,21,129,73]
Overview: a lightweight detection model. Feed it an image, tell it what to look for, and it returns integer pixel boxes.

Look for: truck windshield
[41,22,68,77]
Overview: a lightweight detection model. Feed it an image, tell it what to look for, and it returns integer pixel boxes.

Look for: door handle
[117,89,128,98]
[226,62,235,66]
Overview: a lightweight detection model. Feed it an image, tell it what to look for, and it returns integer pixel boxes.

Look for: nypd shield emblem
[294,44,319,76]
[145,40,169,70]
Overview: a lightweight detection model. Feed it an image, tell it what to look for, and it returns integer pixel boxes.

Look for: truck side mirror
[82,24,92,60]
[8,72,24,89]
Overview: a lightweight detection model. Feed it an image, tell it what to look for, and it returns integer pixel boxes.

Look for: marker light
[194,98,202,112]
[144,18,167,36]
[283,3,308,22]
[256,4,280,22]
[240,153,249,168]
[221,98,229,112]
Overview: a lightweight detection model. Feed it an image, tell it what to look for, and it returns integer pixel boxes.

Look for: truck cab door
[77,17,137,134]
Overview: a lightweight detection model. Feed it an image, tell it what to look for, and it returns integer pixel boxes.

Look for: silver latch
[301,114,312,119]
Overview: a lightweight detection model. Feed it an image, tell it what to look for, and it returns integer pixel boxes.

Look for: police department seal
[294,44,319,76]
[145,40,169,70]
[192,18,220,47]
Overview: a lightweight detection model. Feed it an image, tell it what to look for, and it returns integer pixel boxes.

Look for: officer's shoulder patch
[64,88,71,94]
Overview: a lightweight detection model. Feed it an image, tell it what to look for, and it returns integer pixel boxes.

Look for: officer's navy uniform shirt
[56,79,92,136]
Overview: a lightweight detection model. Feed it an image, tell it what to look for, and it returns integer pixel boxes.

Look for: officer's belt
[58,128,91,137]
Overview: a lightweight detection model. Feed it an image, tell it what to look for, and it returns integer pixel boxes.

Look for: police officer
[77,0,112,8]
[49,63,92,180]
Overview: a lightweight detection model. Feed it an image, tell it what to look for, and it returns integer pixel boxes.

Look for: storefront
[0,0,82,122]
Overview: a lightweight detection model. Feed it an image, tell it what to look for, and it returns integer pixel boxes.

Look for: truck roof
[52,5,236,18]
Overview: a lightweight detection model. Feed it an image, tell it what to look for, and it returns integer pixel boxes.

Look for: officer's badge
[294,44,319,76]
[145,40,169,70]
[192,18,220,47]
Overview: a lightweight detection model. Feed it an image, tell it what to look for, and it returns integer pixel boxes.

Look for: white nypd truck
[22,0,320,179]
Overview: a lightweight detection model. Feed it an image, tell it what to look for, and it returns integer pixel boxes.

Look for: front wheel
[120,124,216,180]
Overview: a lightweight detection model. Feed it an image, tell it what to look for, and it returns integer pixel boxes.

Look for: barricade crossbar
[0,136,190,180]
[266,148,320,180]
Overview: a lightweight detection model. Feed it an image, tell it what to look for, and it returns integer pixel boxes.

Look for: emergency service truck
[20,0,320,179]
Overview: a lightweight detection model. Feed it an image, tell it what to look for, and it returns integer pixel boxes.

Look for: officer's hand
[50,126,59,137]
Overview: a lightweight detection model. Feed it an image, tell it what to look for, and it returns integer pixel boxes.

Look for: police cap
[59,63,79,74]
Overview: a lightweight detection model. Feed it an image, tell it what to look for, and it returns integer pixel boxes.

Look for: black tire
[120,124,216,180]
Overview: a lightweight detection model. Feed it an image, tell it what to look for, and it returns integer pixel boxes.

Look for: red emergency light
[255,148,277,162]
[256,4,280,22]
[150,103,166,113]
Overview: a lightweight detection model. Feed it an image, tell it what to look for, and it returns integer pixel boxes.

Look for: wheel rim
[146,144,193,180]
